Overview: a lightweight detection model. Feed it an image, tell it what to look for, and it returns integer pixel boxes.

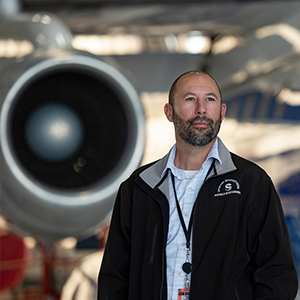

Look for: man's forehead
[179,72,213,84]
[177,73,220,94]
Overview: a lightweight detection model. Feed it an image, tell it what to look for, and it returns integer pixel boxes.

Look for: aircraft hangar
[0,0,299,299]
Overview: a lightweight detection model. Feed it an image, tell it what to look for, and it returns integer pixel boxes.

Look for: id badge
[178,288,190,300]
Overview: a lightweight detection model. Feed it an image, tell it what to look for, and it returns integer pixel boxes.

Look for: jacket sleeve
[248,174,298,299]
[98,182,131,300]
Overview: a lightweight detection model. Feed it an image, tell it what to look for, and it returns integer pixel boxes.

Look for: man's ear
[164,103,173,122]
[221,103,227,121]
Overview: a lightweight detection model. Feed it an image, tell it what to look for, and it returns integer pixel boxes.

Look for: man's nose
[195,100,206,115]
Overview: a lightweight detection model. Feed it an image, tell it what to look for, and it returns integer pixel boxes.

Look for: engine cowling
[0,48,145,240]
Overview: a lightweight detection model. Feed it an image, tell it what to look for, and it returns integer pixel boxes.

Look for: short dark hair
[168,70,222,106]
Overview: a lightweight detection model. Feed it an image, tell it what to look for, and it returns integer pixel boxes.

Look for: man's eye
[207,97,215,101]
[186,97,194,101]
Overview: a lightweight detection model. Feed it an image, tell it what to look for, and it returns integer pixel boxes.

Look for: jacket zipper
[149,218,159,265]
[149,217,165,300]
[160,251,165,300]
[233,284,242,300]
[151,178,169,300]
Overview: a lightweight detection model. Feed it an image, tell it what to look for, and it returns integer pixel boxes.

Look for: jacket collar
[139,138,236,196]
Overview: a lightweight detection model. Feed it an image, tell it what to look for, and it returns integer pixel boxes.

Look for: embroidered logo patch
[214,179,241,197]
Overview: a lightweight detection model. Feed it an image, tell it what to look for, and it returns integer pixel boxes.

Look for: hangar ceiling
[14,0,300,37]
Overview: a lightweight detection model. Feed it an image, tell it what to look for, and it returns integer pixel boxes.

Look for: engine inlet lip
[0,54,145,206]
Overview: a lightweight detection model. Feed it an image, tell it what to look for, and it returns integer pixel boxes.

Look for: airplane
[0,0,299,299]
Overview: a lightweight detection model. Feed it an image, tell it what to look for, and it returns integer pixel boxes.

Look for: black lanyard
[169,159,216,276]
[170,160,215,248]
[171,172,193,249]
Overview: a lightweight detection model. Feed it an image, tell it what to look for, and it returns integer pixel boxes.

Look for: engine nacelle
[0,48,145,240]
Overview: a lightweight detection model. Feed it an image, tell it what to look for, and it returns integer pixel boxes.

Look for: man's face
[172,107,223,146]
[164,74,226,147]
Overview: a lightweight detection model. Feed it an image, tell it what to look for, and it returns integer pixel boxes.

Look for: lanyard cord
[169,159,216,250]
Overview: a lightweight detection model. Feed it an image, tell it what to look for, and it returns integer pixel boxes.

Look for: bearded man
[98,71,298,300]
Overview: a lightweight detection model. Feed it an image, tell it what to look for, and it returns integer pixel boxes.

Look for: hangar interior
[0,0,300,299]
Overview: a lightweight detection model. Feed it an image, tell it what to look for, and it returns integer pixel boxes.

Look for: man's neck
[174,138,217,170]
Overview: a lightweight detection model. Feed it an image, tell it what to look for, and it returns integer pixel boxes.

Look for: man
[98,71,298,299]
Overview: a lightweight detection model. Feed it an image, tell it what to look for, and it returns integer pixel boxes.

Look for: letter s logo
[225,183,232,191]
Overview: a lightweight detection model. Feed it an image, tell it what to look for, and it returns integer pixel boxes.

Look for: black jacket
[98,139,298,300]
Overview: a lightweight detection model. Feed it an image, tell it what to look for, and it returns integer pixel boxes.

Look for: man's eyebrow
[206,92,219,99]
[182,92,197,98]
[182,92,220,99]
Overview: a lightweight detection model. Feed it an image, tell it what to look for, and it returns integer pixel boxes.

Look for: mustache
[187,116,214,127]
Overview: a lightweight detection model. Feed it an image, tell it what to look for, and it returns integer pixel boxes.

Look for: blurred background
[0,0,299,299]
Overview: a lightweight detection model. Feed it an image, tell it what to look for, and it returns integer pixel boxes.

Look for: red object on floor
[0,233,30,291]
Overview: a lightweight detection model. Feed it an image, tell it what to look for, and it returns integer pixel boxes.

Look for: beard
[172,109,222,146]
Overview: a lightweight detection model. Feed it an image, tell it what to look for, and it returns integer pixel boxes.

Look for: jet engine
[0,48,145,240]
